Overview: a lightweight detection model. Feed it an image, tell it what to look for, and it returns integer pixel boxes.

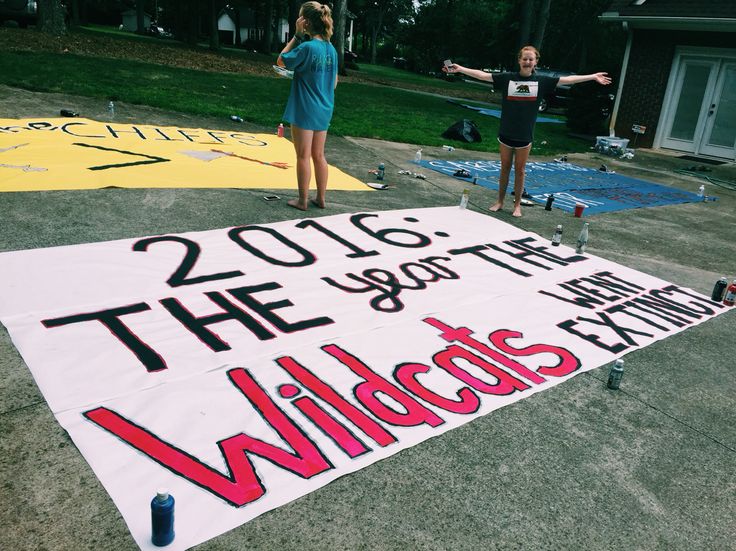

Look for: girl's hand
[594,72,612,85]
[295,16,306,35]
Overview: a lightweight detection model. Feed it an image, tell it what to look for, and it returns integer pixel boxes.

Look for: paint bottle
[551,224,562,246]
[545,194,555,211]
[151,489,175,546]
[607,359,624,390]
[723,280,736,307]
[711,277,728,301]
[459,189,469,209]
[414,149,422,163]
[377,163,385,181]
[277,123,284,137]
[575,222,589,254]
[108,101,115,119]
[697,184,705,198]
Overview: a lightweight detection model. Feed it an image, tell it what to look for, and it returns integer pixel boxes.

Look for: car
[147,23,172,39]
[0,0,37,28]
[533,68,575,113]
[535,68,615,119]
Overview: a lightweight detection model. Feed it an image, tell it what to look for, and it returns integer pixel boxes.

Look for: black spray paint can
[545,194,555,210]
[711,277,728,301]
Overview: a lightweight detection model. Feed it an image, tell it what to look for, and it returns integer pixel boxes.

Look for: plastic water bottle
[377,163,385,181]
[108,101,115,119]
[697,184,705,198]
[724,280,736,307]
[442,145,455,152]
[607,359,624,390]
[277,123,284,137]
[551,224,562,246]
[459,188,469,209]
[414,149,422,163]
[711,277,728,301]
[230,115,243,123]
[151,489,175,546]
[575,222,589,254]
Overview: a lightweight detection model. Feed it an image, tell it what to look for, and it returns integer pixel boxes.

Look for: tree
[333,0,347,74]
[531,0,552,50]
[70,0,81,27]
[37,0,67,35]
[136,0,145,34]
[209,0,220,51]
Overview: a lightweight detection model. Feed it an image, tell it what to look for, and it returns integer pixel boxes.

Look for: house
[217,7,288,46]
[121,9,152,33]
[600,1,736,161]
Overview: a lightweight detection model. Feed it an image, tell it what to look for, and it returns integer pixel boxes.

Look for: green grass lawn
[0,43,589,155]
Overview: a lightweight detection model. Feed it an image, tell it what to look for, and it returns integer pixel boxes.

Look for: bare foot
[310,198,326,209]
[512,206,522,217]
[288,199,308,211]
[489,202,504,212]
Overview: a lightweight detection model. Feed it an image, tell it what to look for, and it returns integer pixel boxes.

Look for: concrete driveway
[1,85,735,550]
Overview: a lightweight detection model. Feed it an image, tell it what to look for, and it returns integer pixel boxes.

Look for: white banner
[0,207,728,550]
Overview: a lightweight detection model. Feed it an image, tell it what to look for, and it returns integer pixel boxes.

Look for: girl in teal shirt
[277,2,338,211]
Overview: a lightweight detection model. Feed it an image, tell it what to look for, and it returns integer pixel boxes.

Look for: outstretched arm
[443,63,494,83]
[558,72,612,86]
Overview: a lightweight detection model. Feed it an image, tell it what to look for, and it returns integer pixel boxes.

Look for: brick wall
[615,30,736,148]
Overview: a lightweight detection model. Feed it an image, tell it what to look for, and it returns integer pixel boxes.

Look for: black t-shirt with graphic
[492,72,560,143]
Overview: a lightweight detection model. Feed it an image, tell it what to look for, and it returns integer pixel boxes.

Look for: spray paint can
[377,163,385,181]
[551,224,562,246]
[545,194,555,211]
[607,359,624,390]
[459,189,469,209]
[711,277,728,301]
[723,279,736,307]
[151,489,175,546]
[277,123,284,137]
[575,222,589,254]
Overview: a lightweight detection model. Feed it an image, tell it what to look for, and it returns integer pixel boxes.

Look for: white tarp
[0,207,728,550]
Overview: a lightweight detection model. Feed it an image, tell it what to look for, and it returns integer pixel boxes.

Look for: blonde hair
[518,45,540,61]
[301,2,333,40]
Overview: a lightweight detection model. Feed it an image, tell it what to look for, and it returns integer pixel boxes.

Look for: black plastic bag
[441,119,482,143]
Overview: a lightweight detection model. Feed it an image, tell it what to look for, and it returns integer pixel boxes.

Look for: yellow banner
[0,118,365,192]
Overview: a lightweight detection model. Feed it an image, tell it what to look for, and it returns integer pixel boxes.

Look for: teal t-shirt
[281,39,338,131]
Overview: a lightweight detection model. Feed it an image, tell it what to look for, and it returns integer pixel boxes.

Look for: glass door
[699,62,736,159]
[660,57,718,153]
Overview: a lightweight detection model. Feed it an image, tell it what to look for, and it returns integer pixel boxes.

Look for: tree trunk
[333,0,347,75]
[288,0,299,39]
[209,0,220,51]
[262,0,274,53]
[70,0,80,28]
[136,0,145,34]
[518,0,534,48]
[532,0,553,50]
[37,0,66,35]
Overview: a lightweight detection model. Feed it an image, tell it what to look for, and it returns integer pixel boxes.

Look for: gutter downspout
[609,21,633,136]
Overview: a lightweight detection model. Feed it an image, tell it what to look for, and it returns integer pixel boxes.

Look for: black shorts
[498,135,532,149]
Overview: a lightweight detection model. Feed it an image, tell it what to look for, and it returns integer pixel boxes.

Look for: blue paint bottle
[151,489,175,546]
